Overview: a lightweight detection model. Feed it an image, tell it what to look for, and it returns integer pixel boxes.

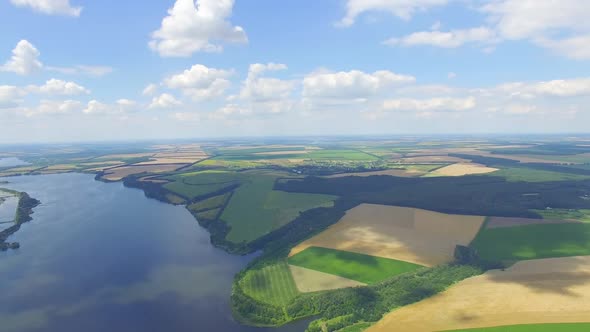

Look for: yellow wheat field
[288,265,365,293]
[367,256,590,332]
[290,204,485,266]
[427,163,499,177]
[102,164,181,181]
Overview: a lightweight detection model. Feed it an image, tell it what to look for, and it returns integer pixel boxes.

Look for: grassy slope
[489,167,590,182]
[163,170,239,199]
[446,323,590,332]
[222,174,336,243]
[306,150,379,161]
[239,262,299,306]
[337,322,373,332]
[195,208,220,221]
[187,192,229,212]
[288,247,423,284]
[472,223,590,261]
[533,209,590,223]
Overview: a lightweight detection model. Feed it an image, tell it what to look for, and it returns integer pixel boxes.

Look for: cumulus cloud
[149,93,182,109]
[173,112,201,122]
[164,64,232,101]
[384,27,497,48]
[381,0,590,59]
[83,99,138,115]
[10,0,81,17]
[23,99,84,116]
[28,79,89,96]
[0,86,25,109]
[240,63,294,102]
[209,103,252,120]
[303,69,415,99]
[338,0,448,26]
[46,65,113,77]
[535,35,590,60]
[493,78,590,98]
[149,0,248,57]
[481,0,590,41]
[382,96,476,112]
[142,84,158,96]
[1,40,112,77]
[1,40,43,75]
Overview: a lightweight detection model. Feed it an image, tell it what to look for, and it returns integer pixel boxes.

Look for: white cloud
[29,79,89,96]
[10,0,81,17]
[376,0,590,59]
[535,35,590,60]
[83,99,138,115]
[1,40,43,75]
[447,72,457,79]
[46,65,113,77]
[339,0,448,26]
[164,64,232,101]
[142,84,158,96]
[209,103,251,120]
[149,0,248,57]
[482,0,590,40]
[24,99,84,116]
[494,78,590,98]
[1,40,112,77]
[240,63,294,102]
[382,96,476,112]
[303,69,415,99]
[384,27,496,48]
[173,112,201,122]
[0,86,25,109]
[83,100,110,114]
[149,93,182,109]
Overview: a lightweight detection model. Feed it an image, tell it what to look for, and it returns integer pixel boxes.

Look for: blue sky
[1,0,589,143]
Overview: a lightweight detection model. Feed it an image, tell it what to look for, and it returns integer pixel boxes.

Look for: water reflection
[0,173,307,332]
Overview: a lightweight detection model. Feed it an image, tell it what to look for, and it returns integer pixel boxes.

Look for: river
[0,173,309,332]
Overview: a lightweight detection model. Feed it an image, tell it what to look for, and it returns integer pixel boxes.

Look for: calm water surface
[0,173,309,332]
[0,158,29,168]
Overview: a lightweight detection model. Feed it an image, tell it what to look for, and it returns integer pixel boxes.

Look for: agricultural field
[288,246,423,284]
[290,204,485,266]
[238,262,299,306]
[338,322,373,332]
[195,208,221,221]
[534,209,590,222]
[102,164,182,181]
[221,172,337,243]
[488,167,590,182]
[425,163,498,177]
[472,223,590,261]
[187,192,230,213]
[288,265,365,292]
[446,323,590,332]
[367,256,590,332]
[164,170,240,200]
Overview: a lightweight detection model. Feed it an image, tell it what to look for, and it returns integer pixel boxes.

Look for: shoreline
[0,190,41,251]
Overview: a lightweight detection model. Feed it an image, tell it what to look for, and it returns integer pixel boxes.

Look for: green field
[488,167,590,182]
[305,149,379,161]
[446,323,590,332]
[163,171,240,199]
[195,208,221,221]
[187,192,230,212]
[472,223,590,261]
[337,322,373,332]
[534,209,590,223]
[221,172,336,243]
[239,262,299,306]
[288,247,423,284]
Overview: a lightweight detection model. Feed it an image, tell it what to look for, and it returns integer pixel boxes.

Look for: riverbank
[0,190,40,251]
